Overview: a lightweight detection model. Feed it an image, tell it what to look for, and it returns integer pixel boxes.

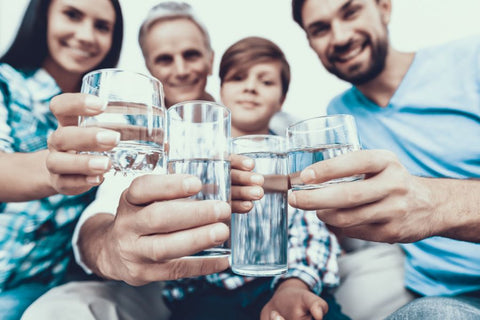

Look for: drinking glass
[287,114,363,190]
[80,68,166,175]
[231,135,288,276]
[167,100,231,258]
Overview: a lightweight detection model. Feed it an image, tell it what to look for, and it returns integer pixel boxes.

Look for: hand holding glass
[167,100,231,258]
[79,68,166,175]
[231,135,288,276]
[287,114,363,190]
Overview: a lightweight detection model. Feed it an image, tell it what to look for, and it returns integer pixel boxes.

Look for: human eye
[183,50,202,61]
[308,23,329,37]
[154,54,173,65]
[344,4,361,19]
[63,8,82,21]
[225,72,245,82]
[94,20,112,33]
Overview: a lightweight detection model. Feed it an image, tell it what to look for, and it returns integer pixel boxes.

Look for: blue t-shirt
[327,36,480,296]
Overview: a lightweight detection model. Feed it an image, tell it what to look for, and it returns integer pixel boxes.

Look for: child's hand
[260,278,327,320]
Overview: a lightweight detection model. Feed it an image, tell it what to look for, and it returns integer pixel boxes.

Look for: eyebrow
[63,4,115,25]
[340,0,354,12]
[305,0,355,31]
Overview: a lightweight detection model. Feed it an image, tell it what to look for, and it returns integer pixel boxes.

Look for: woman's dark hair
[219,36,291,99]
[0,0,124,73]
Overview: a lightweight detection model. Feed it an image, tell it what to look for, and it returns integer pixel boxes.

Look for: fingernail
[242,158,254,168]
[301,168,316,183]
[242,201,253,210]
[250,186,263,198]
[214,202,230,220]
[289,192,297,206]
[96,131,120,146]
[85,95,107,112]
[210,224,228,244]
[88,157,109,170]
[86,175,101,185]
[183,177,201,194]
[250,174,264,185]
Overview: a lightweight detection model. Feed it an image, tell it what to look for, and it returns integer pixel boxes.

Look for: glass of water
[79,68,166,175]
[231,135,288,276]
[167,100,231,258]
[287,114,363,190]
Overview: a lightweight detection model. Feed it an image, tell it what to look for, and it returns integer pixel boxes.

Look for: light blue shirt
[327,36,480,296]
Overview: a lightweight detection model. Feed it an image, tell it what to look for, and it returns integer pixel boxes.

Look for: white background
[1,0,479,119]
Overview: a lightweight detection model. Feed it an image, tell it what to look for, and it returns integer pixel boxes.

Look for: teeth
[71,47,92,58]
[339,46,363,61]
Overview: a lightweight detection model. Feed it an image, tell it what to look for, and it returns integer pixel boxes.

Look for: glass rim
[168,100,231,115]
[82,68,163,90]
[287,114,354,132]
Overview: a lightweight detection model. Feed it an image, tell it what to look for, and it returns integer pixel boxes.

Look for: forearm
[0,150,56,201]
[421,177,480,242]
[77,213,116,279]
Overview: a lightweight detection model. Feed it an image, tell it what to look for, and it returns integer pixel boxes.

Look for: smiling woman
[0,0,123,319]
[42,0,117,91]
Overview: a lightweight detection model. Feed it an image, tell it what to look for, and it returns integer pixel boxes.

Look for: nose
[75,21,95,44]
[330,20,353,47]
[243,75,257,93]
[173,57,189,77]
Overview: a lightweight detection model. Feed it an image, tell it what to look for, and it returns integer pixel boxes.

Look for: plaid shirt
[163,206,340,302]
[0,63,96,292]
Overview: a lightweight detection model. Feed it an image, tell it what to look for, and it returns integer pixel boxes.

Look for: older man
[139,1,215,107]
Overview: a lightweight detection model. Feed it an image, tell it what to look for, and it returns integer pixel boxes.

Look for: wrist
[78,214,116,279]
[276,278,309,292]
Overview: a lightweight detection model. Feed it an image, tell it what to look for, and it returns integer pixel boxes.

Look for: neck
[356,47,415,107]
[42,58,83,93]
[232,126,270,138]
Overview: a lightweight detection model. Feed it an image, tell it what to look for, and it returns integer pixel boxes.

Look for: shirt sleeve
[72,173,134,273]
[0,73,13,152]
[271,207,341,295]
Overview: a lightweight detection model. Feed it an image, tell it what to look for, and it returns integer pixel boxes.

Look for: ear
[377,0,392,25]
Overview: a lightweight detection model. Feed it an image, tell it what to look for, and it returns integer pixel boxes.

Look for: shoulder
[0,63,28,84]
[418,35,480,62]
[0,63,31,98]
[326,87,357,114]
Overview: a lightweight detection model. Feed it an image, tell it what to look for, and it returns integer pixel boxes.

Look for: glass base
[231,264,287,277]
[183,248,231,259]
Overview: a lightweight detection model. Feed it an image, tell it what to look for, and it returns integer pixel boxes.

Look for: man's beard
[327,35,389,86]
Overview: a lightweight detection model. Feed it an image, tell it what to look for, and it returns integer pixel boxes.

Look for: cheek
[150,67,170,83]
[100,35,113,54]
[192,61,211,77]
[265,89,283,110]
[310,40,329,60]
[220,86,235,106]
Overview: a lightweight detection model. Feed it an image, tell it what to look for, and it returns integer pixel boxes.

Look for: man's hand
[80,173,231,285]
[289,150,439,243]
[47,93,117,195]
[260,279,327,320]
